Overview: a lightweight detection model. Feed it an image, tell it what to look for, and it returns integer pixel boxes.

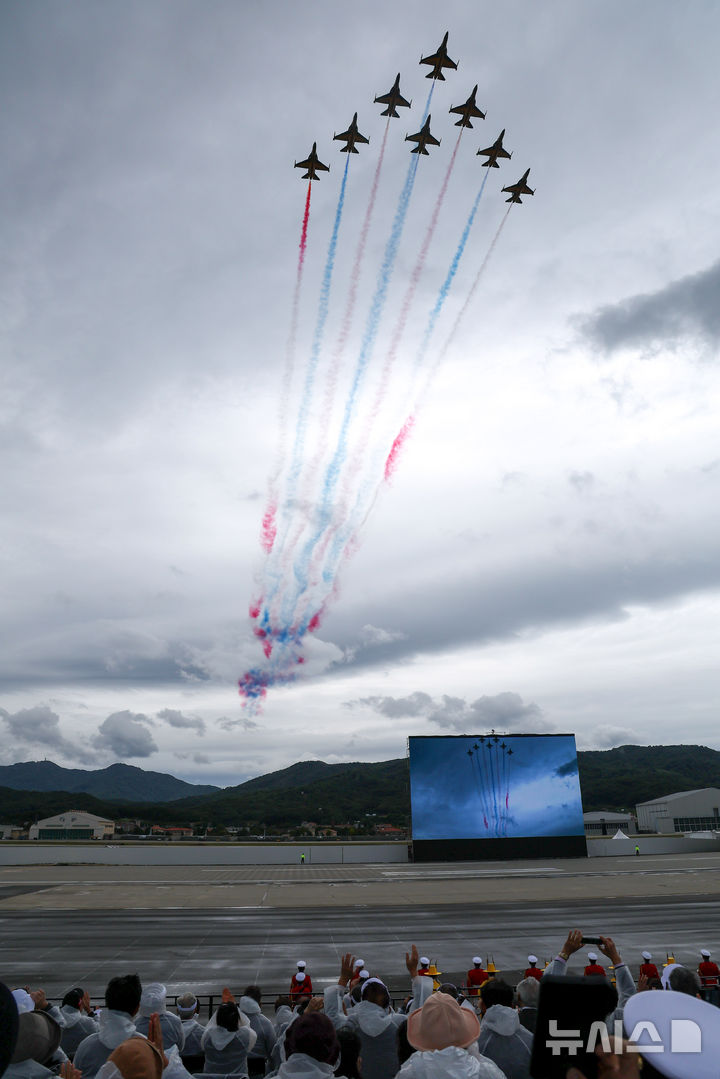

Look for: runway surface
[3,853,720,999]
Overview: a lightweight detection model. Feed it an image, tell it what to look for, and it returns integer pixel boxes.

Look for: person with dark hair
[324,947,431,1079]
[201,996,256,1077]
[239,987,275,1076]
[477,979,532,1079]
[274,1013,339,1078]
[74,975,143,1079]
[59,989,98,1058]
[334,1027,361,1079]
[668,966,702,998]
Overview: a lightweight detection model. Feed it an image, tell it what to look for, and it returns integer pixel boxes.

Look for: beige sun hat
[12,1011,61,1065]
[407,992,480,1051]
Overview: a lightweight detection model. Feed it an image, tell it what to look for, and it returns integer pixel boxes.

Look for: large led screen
[409,734,584,841]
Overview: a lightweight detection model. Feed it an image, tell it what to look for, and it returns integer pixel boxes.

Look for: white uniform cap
[624,988,720,1079]
[297,961,306,969]
[701,949,711,958]
[419,957,430,966]
[527,955,538,964]
[642,951,652,961]
[587,952,598,962]
[358,970,369,980]
[472,956,482,965]
[295,972,305,983]
[354,959,364,969]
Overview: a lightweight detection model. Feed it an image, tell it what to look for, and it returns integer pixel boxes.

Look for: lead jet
[294,142,330,181]
[420,31,458,80]
[449,85,485,128]
[502,168,535,203]
[477,129,512,168]
[405,115,441,155]
[374,73,412,118]
[333,113,370,154]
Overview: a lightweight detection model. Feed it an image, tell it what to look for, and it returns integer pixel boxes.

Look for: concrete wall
[0,842,407,866]
[588,834,720,857]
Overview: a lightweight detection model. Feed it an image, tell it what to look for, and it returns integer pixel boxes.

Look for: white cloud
[92,711,158,759]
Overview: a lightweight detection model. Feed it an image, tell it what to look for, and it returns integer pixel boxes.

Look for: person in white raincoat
[134,985,184,1055]
[201,1001,256,1076]
[323,946,432,1079]
[272,1013,339,1079]
[75,976,144,1079]
[398,993,506,1079]
[175,994,205,1058]
[60,989,99,1058]
[238,988,276,1076]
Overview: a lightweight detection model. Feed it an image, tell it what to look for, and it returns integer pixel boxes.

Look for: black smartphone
[581,936,603,946]
[530,974,617,1079]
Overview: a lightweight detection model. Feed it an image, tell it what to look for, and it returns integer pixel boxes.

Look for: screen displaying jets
[294,143,330,181]
[405,115,441,155]
[449,85,486,128]
[374,73,412,118]
[477,129,512,168]
[502,168,535,203]
[420,31,458,80]
[333,113,370,154]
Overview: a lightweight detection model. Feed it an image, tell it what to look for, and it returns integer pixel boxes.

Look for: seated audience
[74,975,143,1079]
[239,987,275,1076]
[477,979,532,1079]
[514,977,539,1034]
[201,1000,256,1076]
[134,984,184,1054]
[399,991,504,1078]
[60,989,99,1058]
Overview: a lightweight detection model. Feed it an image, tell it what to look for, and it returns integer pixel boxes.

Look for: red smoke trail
[260,181,313,553]
[384,416,415,481]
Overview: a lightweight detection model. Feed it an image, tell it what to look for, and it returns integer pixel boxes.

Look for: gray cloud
[157,707,205,735]
[217,716,260,731]
[92,711,158,758]
[580,259,720,354]
[0,704,97,765]
[351,691,552,734]
[350,692,434,718]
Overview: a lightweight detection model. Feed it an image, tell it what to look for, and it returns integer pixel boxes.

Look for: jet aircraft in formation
[374,73,412,118]
[420,31,458,80]
[294,142,330,181]
[477,129,512,168]
[449,85,486,128]
[501,168,535,203]
[333,113,370,154]
[405,115,441,155]
[294,34,533,198]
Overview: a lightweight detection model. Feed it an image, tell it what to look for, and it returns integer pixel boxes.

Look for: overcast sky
[2,1,719,789]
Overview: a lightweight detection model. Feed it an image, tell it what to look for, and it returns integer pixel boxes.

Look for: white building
[636,789,720,834]
[28,810,114,841]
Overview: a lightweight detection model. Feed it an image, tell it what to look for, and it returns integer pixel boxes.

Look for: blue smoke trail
[291,150,421,601]
[282,156,351,516]
[415,169,490,371]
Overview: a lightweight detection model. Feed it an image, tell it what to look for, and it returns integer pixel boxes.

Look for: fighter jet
[477,129,512,168]
[294,143,330,181]
[420,31,458,81]
[333,113,369,154]
[374,73,412,118]
[405,115,441,155]
[449,85,485,128]
[502,168,535,203]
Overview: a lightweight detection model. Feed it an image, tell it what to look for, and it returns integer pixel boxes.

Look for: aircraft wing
[421,50,458,71]
[375,89,411,109]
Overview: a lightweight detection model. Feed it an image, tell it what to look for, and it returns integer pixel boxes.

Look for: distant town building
[150,825,193,839]
[636,788,720,833]
[0,824,24,840]
[28,810,114,841]
[583,811,636,836]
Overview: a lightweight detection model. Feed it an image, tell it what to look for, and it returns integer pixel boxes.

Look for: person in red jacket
[584,951,606,976]
[523,955,543,981]
[466,956,489,997]
[290,961,313,999]
[698,948,720,1004]
[639,950,660,980]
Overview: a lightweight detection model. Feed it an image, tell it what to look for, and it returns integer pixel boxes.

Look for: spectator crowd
[3,933,720,1079]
